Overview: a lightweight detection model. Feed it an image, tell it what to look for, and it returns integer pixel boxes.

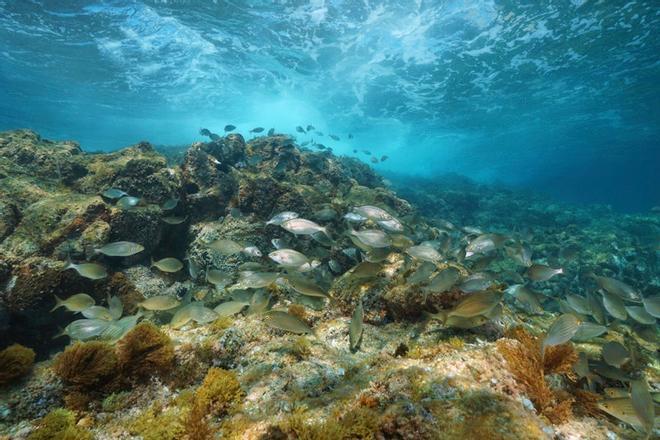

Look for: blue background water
[1,1,658,212]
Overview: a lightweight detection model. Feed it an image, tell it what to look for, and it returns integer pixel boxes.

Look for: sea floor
[0,129,658,439]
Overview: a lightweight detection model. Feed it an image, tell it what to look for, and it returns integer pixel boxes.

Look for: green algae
[27,408,93,440]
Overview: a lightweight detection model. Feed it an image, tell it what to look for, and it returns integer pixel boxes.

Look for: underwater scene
[0,1,659,439]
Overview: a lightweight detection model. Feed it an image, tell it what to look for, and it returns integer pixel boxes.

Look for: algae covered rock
[74,141,179,203]
[187,216,270,274]
[181,142,239,220]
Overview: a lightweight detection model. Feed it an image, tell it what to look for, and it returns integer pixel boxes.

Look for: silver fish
[601,290,627,320]
[56,318,109,340]
[170,303,196,329]
[573,351,590,378]
[187,256,201,280]
[231,271,279,290]
[343,212,366,223]
[352,205,393,221]
[100,313,141,342]
[161,197,179,211]
[328,259,342,274]
[269,249,310,268]
[449,291,503,318]
[630,379,655,435]
[282,274,329,298]
[465,233,507,258]
[424,267,460,294]
[459,273,494,293]
[266,211,299,226]
[526,264,563,282]
[189,304,219,324]
[505,242,533,267]
[101,188,128,199]
[625,306,656,325]
[558,299,587,319]
[349,300,364,352]
[206,269,232,287]
[566,294,591,315]
[407,261,437,285]
[151,257,183,273]
[138,295,181,311]
[591,275,641,302]
[206,239,245,255]
[64,261,107,280]
[377,218,404,232]
[444,314,491,329]
[406,244,441,262]
[81,306,114,321]
[265,311,312,334]
[390,234,415,249]
[350,229,390,248]
[588,291,606,324]
[213,301,248,317]
[117,196,140,209]
[597,398,645,432]
[94,241,144,257]
[542,313,581,352]
[108,295,123,320]
[162,216,187,225]
[602,341,630,368]
[572,322,607,341]
[51,293,95,312]
[247,289,271,315]
[642,295,660,318]
[350,261,381,279]
[593,362,633,381]
[507,284,543,314]
[281,218,328,236]
[315,207,337,221]
[242,246,262,257]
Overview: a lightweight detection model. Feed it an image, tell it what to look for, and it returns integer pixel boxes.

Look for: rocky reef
[0,129,658,439]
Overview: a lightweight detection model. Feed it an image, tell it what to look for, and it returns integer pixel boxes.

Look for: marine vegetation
[52,341,117,388]
[0,343,35,386]
[194,367,244,417]
[26,408,92,440]
[116,322,175,380]
[497,327,577,423]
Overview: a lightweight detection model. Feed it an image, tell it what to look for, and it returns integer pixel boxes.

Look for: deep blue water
[1,1,658,212]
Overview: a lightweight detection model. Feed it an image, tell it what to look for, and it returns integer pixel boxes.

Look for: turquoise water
[0,1,658,211]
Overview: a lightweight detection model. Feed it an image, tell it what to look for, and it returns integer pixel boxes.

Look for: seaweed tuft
[117,321,174,380]
[53,341,117,388]
[496,326,577,424]
[0,343,36,386]
[27,408,93,440]
[195,367,244,417]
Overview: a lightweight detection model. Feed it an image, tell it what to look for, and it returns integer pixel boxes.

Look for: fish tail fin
[52,327,66,340]
[50,295,63,312]
[63,256,75,271]
[423,310,446,324]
